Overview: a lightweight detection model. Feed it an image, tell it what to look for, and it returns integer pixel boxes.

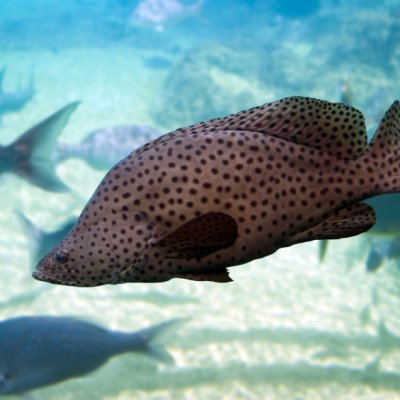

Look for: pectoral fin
[156,212,238,259]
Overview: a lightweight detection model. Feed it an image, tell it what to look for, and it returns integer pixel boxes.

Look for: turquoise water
[1,0,400,398]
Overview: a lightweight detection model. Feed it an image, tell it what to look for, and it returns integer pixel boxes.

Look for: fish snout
[32,253,72,285]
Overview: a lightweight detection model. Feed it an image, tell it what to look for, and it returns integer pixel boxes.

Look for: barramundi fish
[0,102,79,192]
[0,316,183,395]
[33,96,400,286]
[55,124,158,170]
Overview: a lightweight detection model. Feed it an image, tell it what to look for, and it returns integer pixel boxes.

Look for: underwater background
[1,0,400,398]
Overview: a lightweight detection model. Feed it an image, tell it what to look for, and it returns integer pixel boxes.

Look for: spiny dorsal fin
[286,203,375,246]
[156,212,238,258]
[135,97,367,160]
[214,96,368,159]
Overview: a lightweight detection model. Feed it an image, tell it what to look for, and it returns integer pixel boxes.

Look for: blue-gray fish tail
[137,318,189,365]
[14,210,43,267]
[9,101,80,192]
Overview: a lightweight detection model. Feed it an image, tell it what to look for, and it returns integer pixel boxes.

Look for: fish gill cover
[0,0,399,399]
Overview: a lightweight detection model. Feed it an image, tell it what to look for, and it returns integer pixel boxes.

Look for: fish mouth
[33,265,107,288]
[32,270,69,286]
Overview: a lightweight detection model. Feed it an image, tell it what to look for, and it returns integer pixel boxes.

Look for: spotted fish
[33,96,400,287]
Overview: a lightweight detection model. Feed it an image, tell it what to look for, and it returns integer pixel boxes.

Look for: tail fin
[363,100,400,194]
[9,101,80,192]
[14,210,43,267]
[138,318,189,365]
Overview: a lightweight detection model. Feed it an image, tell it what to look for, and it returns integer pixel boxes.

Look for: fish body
[0,102,79,192]
[0,68,35,123]
[131,0,203,31]
[55,124,158,170]
[33,96,400,287]
[0,316,182,395]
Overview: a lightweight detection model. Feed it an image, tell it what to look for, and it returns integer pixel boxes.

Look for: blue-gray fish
[0,316,183,395]
[55,124,158,170]
[0,101,79,192]
[0,67,35,123]
[365,235,400,272]
[33,96,400,286]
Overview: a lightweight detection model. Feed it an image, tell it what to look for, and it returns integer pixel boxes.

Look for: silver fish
[131,0,203,31]
[33,96,400,287]
[55,124,158,170]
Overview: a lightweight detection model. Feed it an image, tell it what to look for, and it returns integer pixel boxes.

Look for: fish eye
[54,249,69,264]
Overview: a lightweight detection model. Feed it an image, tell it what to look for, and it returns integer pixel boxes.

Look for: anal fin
[287,203,375,246]
[176,268,232,283]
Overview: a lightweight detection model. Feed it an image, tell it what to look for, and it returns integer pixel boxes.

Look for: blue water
[1,0,400,399]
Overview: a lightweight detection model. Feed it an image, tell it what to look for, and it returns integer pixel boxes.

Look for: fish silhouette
[33,96,400,286]
[55,124,158,170]
[0,316,184,395]
[0,101,78,192]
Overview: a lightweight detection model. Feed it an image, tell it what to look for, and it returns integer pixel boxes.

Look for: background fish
[33,96,400,287]
[55,124,159,170]
[0,316,184,395]
[365,236,400,272]
[0,67,35,124]
[131,0,204,31]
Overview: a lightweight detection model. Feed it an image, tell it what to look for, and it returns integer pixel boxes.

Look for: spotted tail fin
[363,100,400,195]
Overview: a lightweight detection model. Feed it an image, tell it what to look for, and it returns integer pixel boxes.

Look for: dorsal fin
[133,97,367,161]
[213,96,367,159]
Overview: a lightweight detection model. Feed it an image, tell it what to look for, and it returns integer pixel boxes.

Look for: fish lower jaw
[32,270,65,285]
[32,269,107,287]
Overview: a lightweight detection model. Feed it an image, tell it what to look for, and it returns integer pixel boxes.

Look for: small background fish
[54,124,159,170]
[130,0,204,31]
[0,67,35,124]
